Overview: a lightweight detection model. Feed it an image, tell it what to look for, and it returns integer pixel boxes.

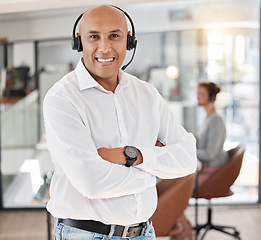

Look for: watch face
[125,146,139,158]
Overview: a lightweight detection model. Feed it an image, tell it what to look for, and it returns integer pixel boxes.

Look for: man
[43,5,197,240]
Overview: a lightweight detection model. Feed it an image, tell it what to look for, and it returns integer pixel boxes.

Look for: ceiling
[0,0,181,22]
[0,0,175,14]
[0,0,256,27]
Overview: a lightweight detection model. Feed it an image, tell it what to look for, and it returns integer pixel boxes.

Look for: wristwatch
[124,146,139,167]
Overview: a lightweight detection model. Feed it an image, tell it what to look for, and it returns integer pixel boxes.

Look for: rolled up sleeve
[136,96,197,179]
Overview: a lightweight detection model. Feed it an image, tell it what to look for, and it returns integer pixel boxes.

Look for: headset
[71,5,137,70]
[208,83,217,102]
[209,94,216,102]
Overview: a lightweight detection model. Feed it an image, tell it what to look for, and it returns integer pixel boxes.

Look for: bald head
[79,5,128,35]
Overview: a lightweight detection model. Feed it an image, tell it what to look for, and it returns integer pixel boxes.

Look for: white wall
[0,1,258,42]
[0,14,77,41]
[13,42,35,73]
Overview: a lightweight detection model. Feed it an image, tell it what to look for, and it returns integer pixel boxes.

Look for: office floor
[185,204,261,240]
[0,205,260,240]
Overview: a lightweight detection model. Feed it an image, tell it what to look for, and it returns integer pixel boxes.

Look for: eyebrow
[87,29,123,34]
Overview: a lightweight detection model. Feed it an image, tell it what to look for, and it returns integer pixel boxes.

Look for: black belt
[58,218,152,239]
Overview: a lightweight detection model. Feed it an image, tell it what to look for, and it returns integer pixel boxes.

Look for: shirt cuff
[135,146,157,173]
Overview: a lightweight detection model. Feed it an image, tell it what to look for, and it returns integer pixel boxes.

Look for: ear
[77,33,80,36]
[127,30,131,35]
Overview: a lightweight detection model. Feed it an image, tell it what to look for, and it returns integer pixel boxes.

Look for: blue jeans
[53,219,156,240]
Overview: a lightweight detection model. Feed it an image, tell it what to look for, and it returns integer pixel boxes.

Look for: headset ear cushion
[71,36,83,52]
[76,36,83,52]
[209,95,215,102]
[71,38,78,50]
[127,34,136,50]
[127,34,131,50]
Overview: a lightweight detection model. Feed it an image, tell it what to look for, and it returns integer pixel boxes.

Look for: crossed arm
[98,141,164,166]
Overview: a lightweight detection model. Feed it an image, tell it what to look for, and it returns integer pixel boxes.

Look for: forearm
[97,141,164,166]
[97,147,143,166]
[136,133,197,179]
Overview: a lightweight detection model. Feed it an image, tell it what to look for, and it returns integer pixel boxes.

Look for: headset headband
[72,13,83,40]
[111,5,136,40]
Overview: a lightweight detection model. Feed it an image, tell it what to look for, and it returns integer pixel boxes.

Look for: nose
[98,38,111,53]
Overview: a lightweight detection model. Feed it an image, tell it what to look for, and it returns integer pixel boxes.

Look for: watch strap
[124,146,138,167]
[125,158,136,167]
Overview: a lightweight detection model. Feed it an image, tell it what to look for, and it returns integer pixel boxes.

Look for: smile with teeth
[97,58,114,63]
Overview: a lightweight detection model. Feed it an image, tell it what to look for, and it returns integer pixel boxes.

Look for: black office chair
[193,144,245,240]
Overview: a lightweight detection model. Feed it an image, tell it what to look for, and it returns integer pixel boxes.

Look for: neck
[96,77,119,93]
[204,102,216,117]
[82,59,119,93]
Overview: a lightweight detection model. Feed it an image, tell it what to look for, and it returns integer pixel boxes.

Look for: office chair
[193,144,245,240]
[153,173,196,239]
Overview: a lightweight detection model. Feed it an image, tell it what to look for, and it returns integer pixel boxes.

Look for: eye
[89,35,99,39]
[110,34,119,38]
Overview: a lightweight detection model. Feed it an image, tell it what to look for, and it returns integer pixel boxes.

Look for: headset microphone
[71,6,137,70]
[121,46,137,70]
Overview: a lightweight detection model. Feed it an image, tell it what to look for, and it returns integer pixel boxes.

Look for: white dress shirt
[43,59,197,226]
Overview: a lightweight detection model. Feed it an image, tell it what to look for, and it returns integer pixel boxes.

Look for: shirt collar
[75,58,129,92]
[75,59,100,91]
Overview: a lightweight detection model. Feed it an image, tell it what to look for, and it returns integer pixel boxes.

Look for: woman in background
[196,81,229,187]
[153,82,228,240]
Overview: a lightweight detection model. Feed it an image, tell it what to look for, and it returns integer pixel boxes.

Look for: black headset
[208,83,217,102]
[209,94,216,102]
[71,5,137,70]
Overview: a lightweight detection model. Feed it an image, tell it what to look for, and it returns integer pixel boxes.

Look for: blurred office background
[0,0,260,209]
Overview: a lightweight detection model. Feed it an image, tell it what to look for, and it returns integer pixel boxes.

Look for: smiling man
[43,5,197,240]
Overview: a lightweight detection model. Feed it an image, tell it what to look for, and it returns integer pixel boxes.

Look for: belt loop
[146,219,151,229]
[108,224,115,239]
[144,220,151,236]
[54,218,59,226]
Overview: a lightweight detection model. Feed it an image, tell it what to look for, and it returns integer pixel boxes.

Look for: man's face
[79,6,128,83]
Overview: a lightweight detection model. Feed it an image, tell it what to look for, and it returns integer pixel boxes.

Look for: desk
[1,96,23,104]
[0,96,24,112]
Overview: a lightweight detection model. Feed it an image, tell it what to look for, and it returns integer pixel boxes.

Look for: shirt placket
[113,94,128,146]
[114,92,142,222]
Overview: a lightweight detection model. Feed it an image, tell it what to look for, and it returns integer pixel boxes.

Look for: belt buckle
[122,223,139,239]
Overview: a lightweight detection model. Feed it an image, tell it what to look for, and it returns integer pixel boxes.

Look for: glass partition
[0,41,54,208]
[205,28,259,203]
[0,44,4,70]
